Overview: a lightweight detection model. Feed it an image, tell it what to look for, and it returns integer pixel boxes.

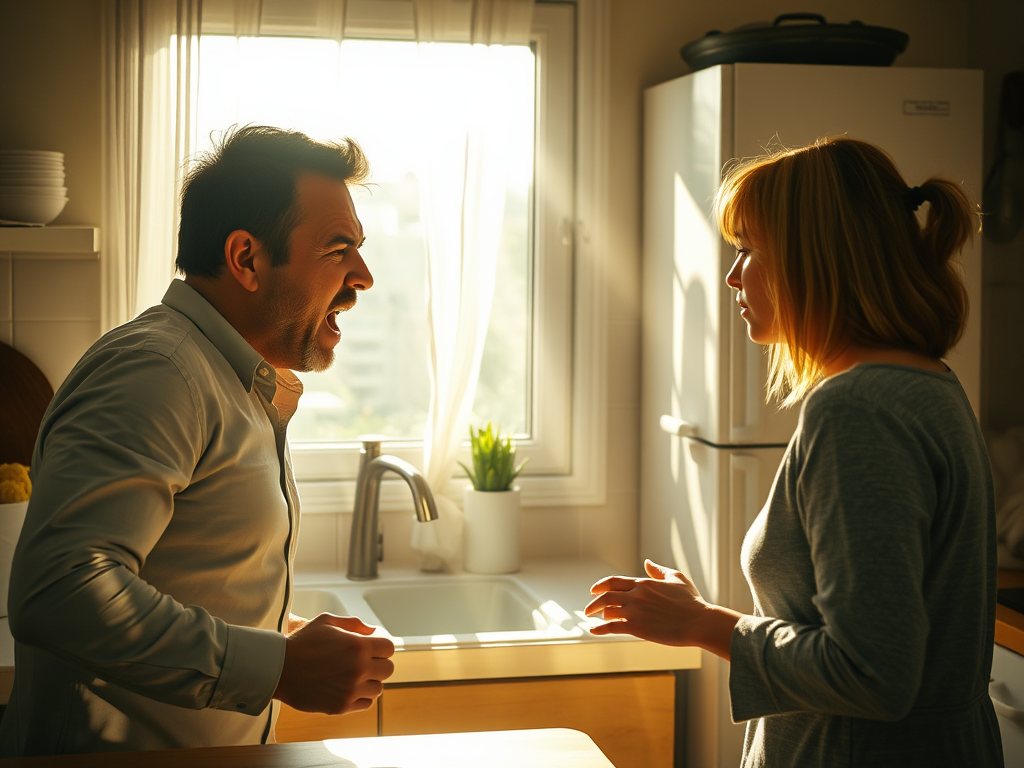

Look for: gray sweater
[730,364,1002,767]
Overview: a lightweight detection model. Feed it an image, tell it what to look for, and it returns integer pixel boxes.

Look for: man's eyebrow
[323,234,367,249]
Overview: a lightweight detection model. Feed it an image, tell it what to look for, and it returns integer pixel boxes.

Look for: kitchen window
[191,0,605,511]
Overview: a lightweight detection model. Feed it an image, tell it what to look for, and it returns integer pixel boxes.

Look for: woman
[586,137,1002,766]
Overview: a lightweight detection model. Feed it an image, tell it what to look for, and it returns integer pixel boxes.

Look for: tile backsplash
[0,254,10,346]
[0,227,101,390]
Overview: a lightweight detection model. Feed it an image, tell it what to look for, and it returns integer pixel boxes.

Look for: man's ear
[223,230,263,293]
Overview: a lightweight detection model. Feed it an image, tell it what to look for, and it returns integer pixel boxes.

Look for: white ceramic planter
[0,501,28,618]
[462,487,521,574]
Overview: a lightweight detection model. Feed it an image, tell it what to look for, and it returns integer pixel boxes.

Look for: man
[0,126,395,755]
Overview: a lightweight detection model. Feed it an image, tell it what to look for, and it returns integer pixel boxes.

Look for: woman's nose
[725,254,742,290]
[345,248,374,291]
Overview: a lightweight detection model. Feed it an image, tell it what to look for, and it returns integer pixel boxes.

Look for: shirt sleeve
[8,348,286,714]
[729,392,934,723]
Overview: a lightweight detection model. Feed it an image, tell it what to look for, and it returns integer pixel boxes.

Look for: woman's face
[725,239,778,345]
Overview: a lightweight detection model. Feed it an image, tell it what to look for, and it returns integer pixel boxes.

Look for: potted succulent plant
[459,423,528,574]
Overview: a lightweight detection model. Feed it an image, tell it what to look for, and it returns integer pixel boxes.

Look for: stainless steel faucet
[347,438,439,580]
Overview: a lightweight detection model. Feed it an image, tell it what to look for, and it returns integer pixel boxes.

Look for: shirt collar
[161,279,270,395]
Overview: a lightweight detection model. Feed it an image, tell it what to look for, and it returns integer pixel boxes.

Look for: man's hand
[273,613,395,714]
[584,559,741,660]
[286,613,310,635]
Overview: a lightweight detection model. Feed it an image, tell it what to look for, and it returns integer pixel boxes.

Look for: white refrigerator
[640,63,983,768]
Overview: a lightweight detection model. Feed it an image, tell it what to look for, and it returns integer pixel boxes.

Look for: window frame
[200,1,609,513]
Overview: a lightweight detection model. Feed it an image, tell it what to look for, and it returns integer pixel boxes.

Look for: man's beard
[263,282,358,372]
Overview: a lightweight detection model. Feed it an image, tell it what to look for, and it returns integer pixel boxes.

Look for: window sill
[297,465,606,514]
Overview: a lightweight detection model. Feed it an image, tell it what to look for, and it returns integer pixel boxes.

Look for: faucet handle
[357,434,388,456]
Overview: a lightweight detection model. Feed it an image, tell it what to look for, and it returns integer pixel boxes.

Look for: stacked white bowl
[0,150,68,226]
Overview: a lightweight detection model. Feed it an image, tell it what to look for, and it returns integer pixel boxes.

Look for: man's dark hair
[176,125,370,277]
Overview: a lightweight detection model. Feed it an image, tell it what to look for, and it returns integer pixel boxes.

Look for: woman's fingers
[583,569,711,646]
[645,559,669,579]
[585,601,624,621]
[584,591,621,617]
[590,574,641,595]
[588,619,633,636]
[645,559,687,583]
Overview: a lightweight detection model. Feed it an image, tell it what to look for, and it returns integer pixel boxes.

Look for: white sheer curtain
[100,0,200,331]
[410,0,534,572]
[103,0,533,571]
[102,0,354,331]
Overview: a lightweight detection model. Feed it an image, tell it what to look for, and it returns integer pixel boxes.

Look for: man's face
[258,173,372,371]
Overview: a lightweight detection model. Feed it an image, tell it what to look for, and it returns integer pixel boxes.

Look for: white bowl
[0,176,65,187]
[0,150,63,159]
[0,166,64,174]
[0,155,63,162]
[0,168,64,175]
[0,160,64,167]
[0,156,64,163]
[0,167,64,175]
[0,185,67,196]
[0,194,68,225]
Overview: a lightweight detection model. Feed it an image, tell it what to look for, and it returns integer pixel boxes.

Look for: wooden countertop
[0,560,701,707]
[294,561,700,684]
[0,728,615,768]
[997,569,1024,656]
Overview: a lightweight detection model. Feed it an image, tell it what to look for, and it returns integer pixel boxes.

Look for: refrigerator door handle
[660,414,698,437]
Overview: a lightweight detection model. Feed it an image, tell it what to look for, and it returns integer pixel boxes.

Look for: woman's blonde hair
[714,136,978,405]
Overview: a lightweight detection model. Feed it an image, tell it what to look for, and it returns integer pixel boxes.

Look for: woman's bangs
[716,169,761,248]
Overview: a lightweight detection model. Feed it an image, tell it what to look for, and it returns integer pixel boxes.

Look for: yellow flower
[0,464,31,503]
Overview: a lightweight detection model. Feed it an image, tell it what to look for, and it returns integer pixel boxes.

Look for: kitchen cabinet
[277,672,676,768]
[275,701,378,742]
[384,673,675,768]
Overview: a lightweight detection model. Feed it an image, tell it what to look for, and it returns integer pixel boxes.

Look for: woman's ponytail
[918,178,979,269]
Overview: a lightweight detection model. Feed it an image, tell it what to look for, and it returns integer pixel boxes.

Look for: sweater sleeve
[8,349,285,715]
[730,391,934,723]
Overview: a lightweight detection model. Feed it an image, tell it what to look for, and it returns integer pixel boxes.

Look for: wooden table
[997,569,1024,656]
[0,728,617,768]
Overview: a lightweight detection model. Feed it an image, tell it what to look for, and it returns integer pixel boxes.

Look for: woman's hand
[584,559,741,660]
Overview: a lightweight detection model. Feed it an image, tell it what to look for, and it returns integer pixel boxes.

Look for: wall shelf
[0,226,99,255]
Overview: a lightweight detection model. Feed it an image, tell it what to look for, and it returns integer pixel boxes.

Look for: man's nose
[346,248,374,291]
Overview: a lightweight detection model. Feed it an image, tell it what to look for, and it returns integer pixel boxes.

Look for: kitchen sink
[290,588,348,618]
[290,573,585,647]
[362,580,545,636]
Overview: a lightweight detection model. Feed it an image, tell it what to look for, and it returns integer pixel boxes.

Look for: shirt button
[236,702,247,709]
[259,367,269,377]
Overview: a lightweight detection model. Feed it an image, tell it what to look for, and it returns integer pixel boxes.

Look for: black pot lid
[682,13,910,71]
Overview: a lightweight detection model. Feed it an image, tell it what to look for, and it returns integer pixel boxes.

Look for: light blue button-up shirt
[0,279,302,754]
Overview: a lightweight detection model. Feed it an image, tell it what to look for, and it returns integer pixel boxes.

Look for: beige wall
[0,0,102,227]
[971,0,1024,429]
[2,0,1021,576]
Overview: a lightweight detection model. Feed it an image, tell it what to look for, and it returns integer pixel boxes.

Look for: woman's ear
[223,230,262,293]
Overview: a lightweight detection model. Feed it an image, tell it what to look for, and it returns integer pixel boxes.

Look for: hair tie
[906,186,926,212]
